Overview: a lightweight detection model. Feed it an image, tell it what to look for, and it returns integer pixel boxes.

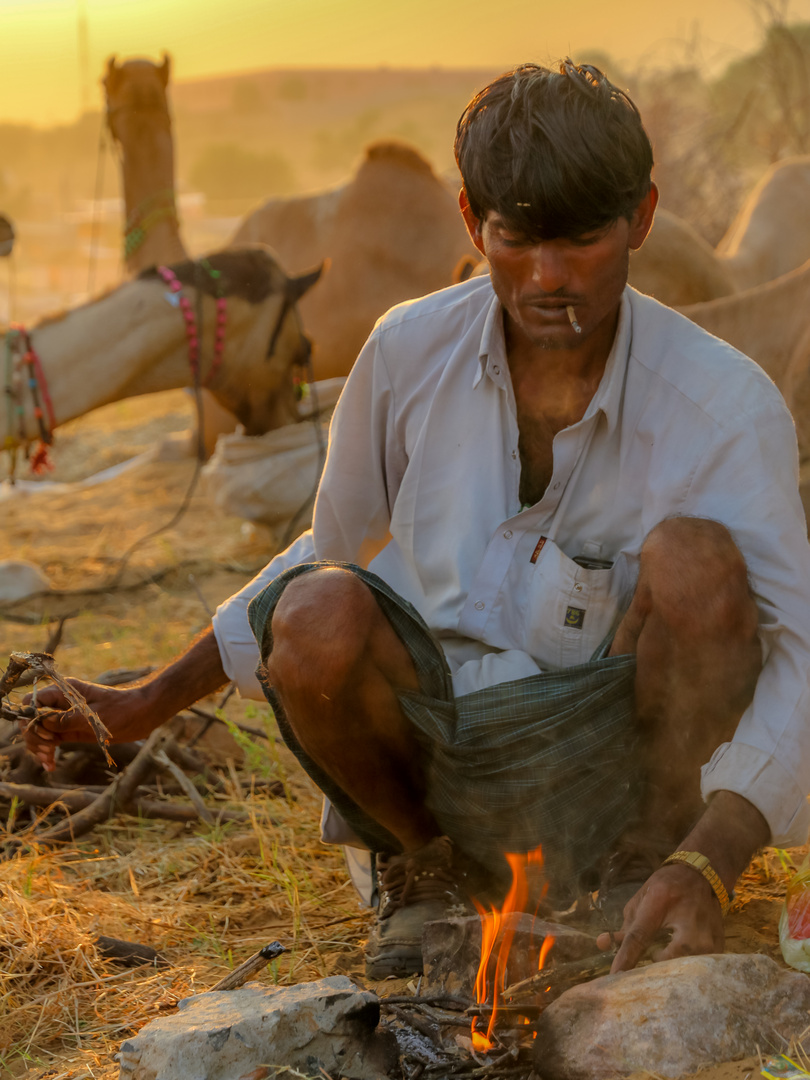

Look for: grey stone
[117,975,397,1080]
[533,952,810,1079]
[422,913,598,999]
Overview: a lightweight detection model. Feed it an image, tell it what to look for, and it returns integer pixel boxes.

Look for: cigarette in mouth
[566,305,582,334]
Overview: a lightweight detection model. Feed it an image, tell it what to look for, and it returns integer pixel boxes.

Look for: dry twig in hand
[1,651,114,766]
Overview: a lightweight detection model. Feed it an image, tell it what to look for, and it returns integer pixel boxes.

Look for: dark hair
[454,60,653,240]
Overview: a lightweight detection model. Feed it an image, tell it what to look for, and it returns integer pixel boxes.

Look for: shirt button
[503,530,513,539]
[574,583,582,592]
[511,450,517,460]
[553,482,560,490]
[474,601,485,610]
[493,365,500,375]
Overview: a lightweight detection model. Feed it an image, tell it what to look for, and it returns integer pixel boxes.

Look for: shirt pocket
[523,539,636,669]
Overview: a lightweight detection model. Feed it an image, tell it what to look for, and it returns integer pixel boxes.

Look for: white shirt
[214,277,810,847]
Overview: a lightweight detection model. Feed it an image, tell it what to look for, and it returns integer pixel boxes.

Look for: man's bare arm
[22,628,228,769]
[597,790,770,971]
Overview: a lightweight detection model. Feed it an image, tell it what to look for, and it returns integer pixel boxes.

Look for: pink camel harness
[4,325,56,477]
[156,263,228,385]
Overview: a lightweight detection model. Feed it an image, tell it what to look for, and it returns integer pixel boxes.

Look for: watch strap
[662,850,732,916]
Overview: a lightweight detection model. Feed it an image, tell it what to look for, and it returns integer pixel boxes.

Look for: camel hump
[717,156,810,287]
[361,140,438,179]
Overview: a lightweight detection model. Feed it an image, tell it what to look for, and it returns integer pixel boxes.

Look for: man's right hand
[19,627,229,771]
[22,679,159,770]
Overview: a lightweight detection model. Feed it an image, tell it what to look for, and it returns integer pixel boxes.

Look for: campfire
[378,844,612,1078]
[471,845,555,1053]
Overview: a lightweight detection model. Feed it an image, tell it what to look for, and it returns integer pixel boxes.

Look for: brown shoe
[365,836,473,979]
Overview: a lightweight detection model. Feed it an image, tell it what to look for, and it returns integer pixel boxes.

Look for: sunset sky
[3,0,810,126]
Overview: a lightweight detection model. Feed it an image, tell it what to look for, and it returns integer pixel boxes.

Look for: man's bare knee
[639,517,758,641]
[265,568,419,699]
[266,568,377,689]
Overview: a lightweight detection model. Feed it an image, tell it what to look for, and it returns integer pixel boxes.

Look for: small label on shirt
[530,536,547,564]
[564,606,586,629]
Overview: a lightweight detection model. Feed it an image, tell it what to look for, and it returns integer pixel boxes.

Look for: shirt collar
[473,286,634,436]
[473,288,507,390]
[581,289,633,437]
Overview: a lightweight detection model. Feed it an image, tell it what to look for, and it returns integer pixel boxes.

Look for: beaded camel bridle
[3,326,56,479]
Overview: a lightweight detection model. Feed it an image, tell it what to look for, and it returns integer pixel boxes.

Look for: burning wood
[470,846,555,1053]
[412,842,616,1073]
[503,951,614,1001]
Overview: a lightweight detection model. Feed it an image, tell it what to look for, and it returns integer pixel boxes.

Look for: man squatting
[24,61,810,978]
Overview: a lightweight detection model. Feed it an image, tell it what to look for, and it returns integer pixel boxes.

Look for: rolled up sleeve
[686,394,810,845]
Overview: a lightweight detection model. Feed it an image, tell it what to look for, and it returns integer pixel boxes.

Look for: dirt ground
[0,390,806,1080]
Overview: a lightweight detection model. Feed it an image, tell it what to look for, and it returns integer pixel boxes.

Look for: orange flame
[470,845,554,1053]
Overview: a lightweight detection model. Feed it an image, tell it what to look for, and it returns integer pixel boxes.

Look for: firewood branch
[15,726,170,846]
[0,780,250,825]
[153,748,215,824]
[502,952,614,1001]
[208,941,287,992]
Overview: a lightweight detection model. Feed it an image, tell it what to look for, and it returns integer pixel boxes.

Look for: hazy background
[5,0,810,125]
[3,0,810,323]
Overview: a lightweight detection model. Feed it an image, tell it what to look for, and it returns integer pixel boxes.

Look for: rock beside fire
[534,952,810,1079]
[117,976,398,1080]
[422,913,597,999]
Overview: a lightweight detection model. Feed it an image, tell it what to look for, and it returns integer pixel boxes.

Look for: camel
[0,248,320,452]
[677,257,810,462]
[230,140,479,380]
[628,209,736,305]
[104,55,186,274]
[104,54,239,454]
[717,157,810,290]
[680,260,809,391]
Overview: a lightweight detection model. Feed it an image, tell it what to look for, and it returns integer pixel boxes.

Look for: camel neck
[114,119,188,273]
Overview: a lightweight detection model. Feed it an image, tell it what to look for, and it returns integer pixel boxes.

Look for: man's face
[460,188,657,353]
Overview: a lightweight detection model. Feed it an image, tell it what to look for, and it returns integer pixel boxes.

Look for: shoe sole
[365,947,423,980]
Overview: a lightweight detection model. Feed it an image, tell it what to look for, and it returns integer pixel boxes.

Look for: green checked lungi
[248,562,639,897]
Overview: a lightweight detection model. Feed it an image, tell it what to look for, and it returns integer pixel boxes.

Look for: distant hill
[169,67,502,198]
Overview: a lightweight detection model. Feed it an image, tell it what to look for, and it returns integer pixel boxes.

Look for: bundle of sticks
[0,652,286,852]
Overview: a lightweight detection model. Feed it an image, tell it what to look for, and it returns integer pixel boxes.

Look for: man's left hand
[594,790,770,972]
[595,861,724,972]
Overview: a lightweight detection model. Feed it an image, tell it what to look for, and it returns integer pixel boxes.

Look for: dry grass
[0,727,374,1075]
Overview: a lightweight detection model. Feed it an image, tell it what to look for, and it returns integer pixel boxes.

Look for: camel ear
[104,55,119,89]
[160,53,171,87]
[286,261,326,303]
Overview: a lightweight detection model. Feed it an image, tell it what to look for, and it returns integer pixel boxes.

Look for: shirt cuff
[701,740,810,847]
[212,602,265,701]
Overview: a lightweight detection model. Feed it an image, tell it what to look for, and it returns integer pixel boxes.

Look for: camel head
[140,247,324,435]
[104,54,173,142]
